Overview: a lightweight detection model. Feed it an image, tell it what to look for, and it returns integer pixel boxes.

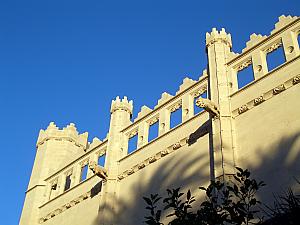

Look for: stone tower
[19,122,88,225]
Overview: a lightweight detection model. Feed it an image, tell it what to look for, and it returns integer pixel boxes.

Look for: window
[98,154,106,167]
[194,91,207,115]
[128,134,138,154]
[237,64,254,89]
[170,107,182,129]
[64,174,72,191]
[266,45,286,71]
[148,121,159,142]
[80,164,88,182]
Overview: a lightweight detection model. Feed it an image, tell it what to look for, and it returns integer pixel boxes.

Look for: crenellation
[271,15,299,35]
[36,122,88,149]
[155,92,173,108]
[206,27,232,48]
[110,96,133,115]
[135,105,152,122]
[242,33,268,53]
[176,77,197,94]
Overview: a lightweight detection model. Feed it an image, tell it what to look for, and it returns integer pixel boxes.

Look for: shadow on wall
[249,131,300,206]
[90,125,300,225]
[90,120,212,225]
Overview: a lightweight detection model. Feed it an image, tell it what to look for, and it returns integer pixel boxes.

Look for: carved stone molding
[238,105,249,114]
[172,142,182,150]
[253,96,264,106]
[233,74,300,117]
[236,59,252,72]
[118,138,188,181]
[273,84,285,95]
[149,156,157,163]
[293,75,300,85]
[192,85,207,98]
[39,191,92,223]
[265,42,282,54]
[170,101,182,112]
[128,129,138,138]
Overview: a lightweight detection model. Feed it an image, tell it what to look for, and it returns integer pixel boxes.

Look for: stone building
[19,15,300,225]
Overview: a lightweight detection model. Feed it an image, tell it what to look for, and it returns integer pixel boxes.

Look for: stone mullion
[282,31,300,61]
[159,109,170,135]
[182,94,193,122]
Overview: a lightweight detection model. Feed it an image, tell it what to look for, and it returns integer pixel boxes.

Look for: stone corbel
[195,97,220,118]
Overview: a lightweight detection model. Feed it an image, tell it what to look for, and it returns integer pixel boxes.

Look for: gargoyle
[195,97,220,118]
[89,161,108,180]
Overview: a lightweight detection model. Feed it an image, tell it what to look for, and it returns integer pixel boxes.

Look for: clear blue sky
[0,1,299,224]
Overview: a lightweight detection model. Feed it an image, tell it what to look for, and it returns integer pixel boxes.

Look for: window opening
[148,121,159,142]
[64,174,72,191]
[237,64,254,89]
[266,45,286,72]
[80,164,88,182]
[98,154,106,167]
[170,107,182,129]
[128,134,138,154]
[194,91,207,115]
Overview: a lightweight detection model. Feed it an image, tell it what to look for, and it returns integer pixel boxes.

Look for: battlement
[110,96,133,115]
[206,28,232,48]
[36,122,88,149]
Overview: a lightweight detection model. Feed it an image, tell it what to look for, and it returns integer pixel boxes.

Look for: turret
[98,96,133,225]
[206,28,236,179]
[19,122,88,225]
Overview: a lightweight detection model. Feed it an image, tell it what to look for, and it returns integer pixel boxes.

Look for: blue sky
[0,1,299,224]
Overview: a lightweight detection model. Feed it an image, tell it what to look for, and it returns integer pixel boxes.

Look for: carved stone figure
[195,97,220,118]
[89,161,108,180]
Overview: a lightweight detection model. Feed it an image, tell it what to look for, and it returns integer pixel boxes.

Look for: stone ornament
[253,96,264,106]
[238,105,249,114]
[172,142,182,150]
[236,59,252,72]
[89,161,108,180]
[265,42,282,54]
[273,84,285,95]
[293,75,300,85]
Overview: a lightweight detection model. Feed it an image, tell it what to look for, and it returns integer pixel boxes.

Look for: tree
[143,167,265,225]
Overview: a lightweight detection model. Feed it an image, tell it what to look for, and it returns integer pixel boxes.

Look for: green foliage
[262,187,300,225]
[143,167,265,225]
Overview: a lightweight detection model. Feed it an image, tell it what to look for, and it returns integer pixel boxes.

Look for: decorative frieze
[236,59,252,72]
[39,191,92,223]
[233,74,300,117]
[118,138,188,180]
[170,101,182,112]
[265,42,283,54]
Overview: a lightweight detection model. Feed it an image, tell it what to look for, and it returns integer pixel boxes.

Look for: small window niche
[98,154,106,167]
[266,44,286,72]
[170,107,182,129]
[148,121,159,142]
[64,174,72,191]
[194,91,207,115]
[128,134,138,154]
[80,164,88,182]
[237,63,255,89]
